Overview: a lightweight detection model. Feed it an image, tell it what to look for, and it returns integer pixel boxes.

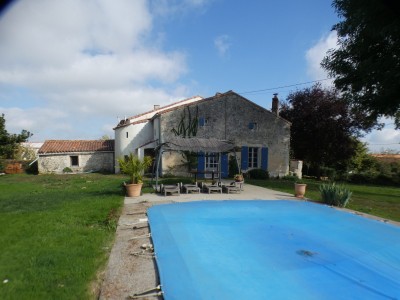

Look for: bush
[281,174,297,181]
[247,169,269,180]
[319,166,336,180]
[228,155,239,178]
[319,182,352,208]
[63,167,73,173]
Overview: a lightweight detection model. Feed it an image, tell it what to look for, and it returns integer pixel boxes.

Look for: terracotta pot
[294,183,307,198]
[125,183,143,197]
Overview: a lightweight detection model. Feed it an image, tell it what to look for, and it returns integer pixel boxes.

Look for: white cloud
[0,0,190,141]
[214,35,232,58]
[305,31,337,84]
[361,118,400,153]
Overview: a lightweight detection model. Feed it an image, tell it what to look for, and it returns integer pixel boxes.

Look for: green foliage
[228,155,239,178]
[0,114,33,159]
[117,154,152,184]
[280,84,361,174]
[281,174,298,181]
[322,0,400,128]
[63,167,73,173]
[319,166,336,180]
[319,182,352,207]
[247,168,269,180]
[0,174,124,299]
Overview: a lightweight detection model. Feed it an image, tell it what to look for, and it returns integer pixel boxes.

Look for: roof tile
[38,140,114,154]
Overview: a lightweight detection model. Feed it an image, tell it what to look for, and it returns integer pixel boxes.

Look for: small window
[126,132,129,138]
[70,156,79,166]
[248,122,258,130]
[199,117,209,127]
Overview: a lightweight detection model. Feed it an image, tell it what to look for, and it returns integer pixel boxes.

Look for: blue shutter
[197,151,205,178]
[199,117,205,126]
[248,122,254,129]
[221,153,228,178]
[241,146,248,171]
[261,147,268,171]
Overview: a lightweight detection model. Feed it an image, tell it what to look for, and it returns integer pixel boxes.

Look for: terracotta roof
[114,95,203,129]
[38,140,114,154]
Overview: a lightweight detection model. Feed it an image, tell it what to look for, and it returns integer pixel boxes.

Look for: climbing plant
[171,106,199,138]
[171,106,199,171]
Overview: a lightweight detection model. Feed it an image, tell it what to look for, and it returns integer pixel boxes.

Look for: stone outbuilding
[38,140,114,174]
[114,90,291,178]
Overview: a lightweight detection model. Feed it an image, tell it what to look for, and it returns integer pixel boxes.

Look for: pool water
[148,200,400,300]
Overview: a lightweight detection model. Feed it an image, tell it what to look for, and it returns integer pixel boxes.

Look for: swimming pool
[148,200,400,300]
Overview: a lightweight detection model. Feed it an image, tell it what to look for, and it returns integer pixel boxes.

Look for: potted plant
[234,173,244,182]
[294,179,307,198]
[117,154,152,197]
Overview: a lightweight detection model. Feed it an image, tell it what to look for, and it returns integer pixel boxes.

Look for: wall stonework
[160,93,291,177]
[39,152,114,174]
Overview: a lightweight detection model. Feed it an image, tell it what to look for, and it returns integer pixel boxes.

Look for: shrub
[281,174,297,181]
[319,182,352,208]
[319,166,336,180]
[247,168,269,180]
[63,167,73,173]
[228,155,239,178]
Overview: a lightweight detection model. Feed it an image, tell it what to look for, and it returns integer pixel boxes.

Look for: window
[126,132,129,138]
[70,156,79,166]
[248,147,258,168]
[199,117,209,127]
[248,122,258,130]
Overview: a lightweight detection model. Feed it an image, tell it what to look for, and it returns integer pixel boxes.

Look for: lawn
[0,173,126,300]
[247,178,400,222]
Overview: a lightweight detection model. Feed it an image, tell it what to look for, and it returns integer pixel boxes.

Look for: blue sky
[0,0,398,152]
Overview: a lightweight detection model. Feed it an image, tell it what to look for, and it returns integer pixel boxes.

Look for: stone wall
[160,92,291,177]
[38,152,114,174]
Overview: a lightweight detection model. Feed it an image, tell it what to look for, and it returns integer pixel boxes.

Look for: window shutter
[197,151,205,178]
[221,153,228,178]
[241,146,248,171]
[261,147,268,171]
[248,122,254,129]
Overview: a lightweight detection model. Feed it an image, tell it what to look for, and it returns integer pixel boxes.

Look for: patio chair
[182,183,201,194]
[202,182,222,194]
[222,183,241,194]
[161,183,180,196]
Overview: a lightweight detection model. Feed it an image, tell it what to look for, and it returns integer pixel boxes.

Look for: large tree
[0,114,33,159]
[322,0,400,129]
[280,84,364,174]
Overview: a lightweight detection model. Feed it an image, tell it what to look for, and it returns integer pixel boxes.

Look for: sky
[0,0,399,153]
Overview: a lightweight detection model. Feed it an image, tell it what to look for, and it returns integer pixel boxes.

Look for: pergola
[153,137,237,189]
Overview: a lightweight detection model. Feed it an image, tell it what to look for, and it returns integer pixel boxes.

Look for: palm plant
[117,154,152,184]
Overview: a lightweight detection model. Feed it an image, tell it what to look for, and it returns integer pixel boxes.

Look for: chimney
[153,105,160,110]
[272,93,279,116]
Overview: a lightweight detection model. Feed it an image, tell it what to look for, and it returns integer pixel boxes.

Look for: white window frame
[248,147,259,169]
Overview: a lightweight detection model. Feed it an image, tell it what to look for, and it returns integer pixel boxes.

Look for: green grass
[0,173,126,300]
[247,178,400,222]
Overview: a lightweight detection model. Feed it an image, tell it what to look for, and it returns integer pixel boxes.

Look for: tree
[280,84,363,175]
[0,114,33,159]
[322,0,400,129]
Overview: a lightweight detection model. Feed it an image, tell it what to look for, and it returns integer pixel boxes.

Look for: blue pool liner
[148,200,400,300]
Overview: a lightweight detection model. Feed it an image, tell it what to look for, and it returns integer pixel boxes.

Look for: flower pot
[294,183,307,198]
[125,182,143,197]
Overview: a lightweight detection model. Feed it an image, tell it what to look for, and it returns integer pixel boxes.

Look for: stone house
[114,90,291,178]
[38,140,114,174]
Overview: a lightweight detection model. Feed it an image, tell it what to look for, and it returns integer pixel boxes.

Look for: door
[204,152,219,178]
